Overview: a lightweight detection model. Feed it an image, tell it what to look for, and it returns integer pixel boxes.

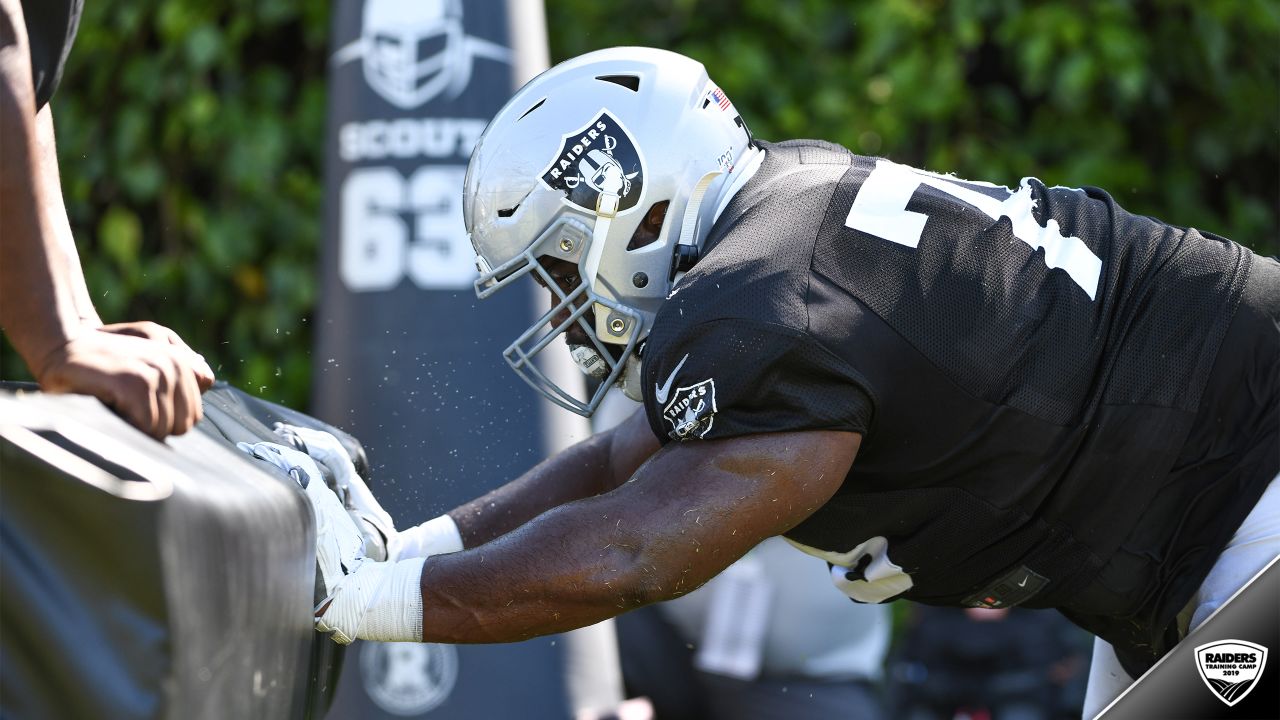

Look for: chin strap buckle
[596,192,620,218]
[671,244,700,278]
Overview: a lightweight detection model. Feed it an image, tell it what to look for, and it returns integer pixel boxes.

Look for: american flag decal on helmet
[710,87,731,110]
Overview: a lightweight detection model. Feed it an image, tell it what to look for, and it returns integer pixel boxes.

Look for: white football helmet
[465,47,755,416]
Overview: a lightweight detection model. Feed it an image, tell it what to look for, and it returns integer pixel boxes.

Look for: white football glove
[274,423,464,562]
[314,557,426,644]
[273,423,396,534]
[237,441,366,594]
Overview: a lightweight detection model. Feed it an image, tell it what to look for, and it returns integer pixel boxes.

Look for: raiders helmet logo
[540,110,644,215]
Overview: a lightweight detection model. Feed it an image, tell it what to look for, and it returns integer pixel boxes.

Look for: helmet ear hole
[626,200,670,250]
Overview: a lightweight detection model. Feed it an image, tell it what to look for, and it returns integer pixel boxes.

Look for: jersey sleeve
[643,317,874,443]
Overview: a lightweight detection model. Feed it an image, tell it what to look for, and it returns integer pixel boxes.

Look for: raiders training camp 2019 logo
[1194,639,1268,707]
[541,111,644,216]
[662,378,717,439]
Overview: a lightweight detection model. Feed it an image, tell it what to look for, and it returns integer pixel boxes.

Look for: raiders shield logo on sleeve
[662,378,717,439]
[540,110,644,215]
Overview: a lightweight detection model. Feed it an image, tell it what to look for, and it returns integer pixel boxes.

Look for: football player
[306,48,1277,717]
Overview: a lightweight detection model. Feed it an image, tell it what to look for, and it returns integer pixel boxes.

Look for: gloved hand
[314,557,426,644]
[237,441,366,594]
[274,423,396,540]
[274,423,464,562]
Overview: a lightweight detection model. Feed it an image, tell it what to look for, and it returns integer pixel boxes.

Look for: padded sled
[0,383,375,719]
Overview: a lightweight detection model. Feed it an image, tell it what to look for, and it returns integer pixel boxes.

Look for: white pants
[1081,473,1280,719]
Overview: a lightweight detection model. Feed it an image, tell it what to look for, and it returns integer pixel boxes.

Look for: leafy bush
[548,0,1277,250]
[2,0,329,407]
[3,0,1275,412]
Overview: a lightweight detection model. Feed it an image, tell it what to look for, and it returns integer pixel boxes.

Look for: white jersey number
[843,159,1102,300]
[340,165,474,292]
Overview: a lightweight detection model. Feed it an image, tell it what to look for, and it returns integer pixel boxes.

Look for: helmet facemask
[475,218,643,416]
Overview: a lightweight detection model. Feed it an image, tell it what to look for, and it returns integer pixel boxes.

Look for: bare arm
[448,406,660,547]
[33,103,99,324]
[0,0,213,437]
[0,0,84,361]
[420,428,858,643]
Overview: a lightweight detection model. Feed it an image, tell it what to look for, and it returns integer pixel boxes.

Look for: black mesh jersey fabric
[640,140,1265,672]
[643,140,870,441]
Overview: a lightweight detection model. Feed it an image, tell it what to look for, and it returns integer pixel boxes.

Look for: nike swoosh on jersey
[654,354,690,405]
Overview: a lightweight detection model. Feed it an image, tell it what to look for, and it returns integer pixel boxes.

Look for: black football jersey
[641,140,1273,674]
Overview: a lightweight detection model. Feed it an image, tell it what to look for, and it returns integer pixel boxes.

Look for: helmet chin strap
[582,164,724,290]
[581,191,620,288]
[677,170,724,248]
[574,193,621,393]
[576,172,725,401]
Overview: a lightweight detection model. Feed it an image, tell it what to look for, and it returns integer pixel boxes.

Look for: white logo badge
[661,378,717,439]
[361,641,459,716]
[332,0,511,109]
[1194,639,1268,707]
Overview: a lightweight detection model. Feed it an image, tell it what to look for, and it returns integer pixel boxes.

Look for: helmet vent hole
[627,200,670,251]
[596,74,640,92]
[497,203,520,218]
[517,98,546,121]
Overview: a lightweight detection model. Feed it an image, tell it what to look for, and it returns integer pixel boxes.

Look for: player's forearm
[424,492,680,644]
[317,491,658,645]
[318,430,852,646]
[447,409,659,549]
[448,429,617,548]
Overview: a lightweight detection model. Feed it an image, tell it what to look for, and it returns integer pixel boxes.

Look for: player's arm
[277,408,659,563]
[448,406,660,547]
[316,428,857,644]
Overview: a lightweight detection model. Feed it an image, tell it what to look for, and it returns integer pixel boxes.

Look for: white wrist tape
[315,557,425,644]
[389,514,464,561]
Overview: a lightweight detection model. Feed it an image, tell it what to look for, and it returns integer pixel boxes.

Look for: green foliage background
[3,0,1276,412]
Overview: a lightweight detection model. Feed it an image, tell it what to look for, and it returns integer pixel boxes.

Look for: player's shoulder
[761,138,857,163]
[675,139,863,320]
[739,139,861,204]
[649,229,811,354]
[642,139,866,377]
